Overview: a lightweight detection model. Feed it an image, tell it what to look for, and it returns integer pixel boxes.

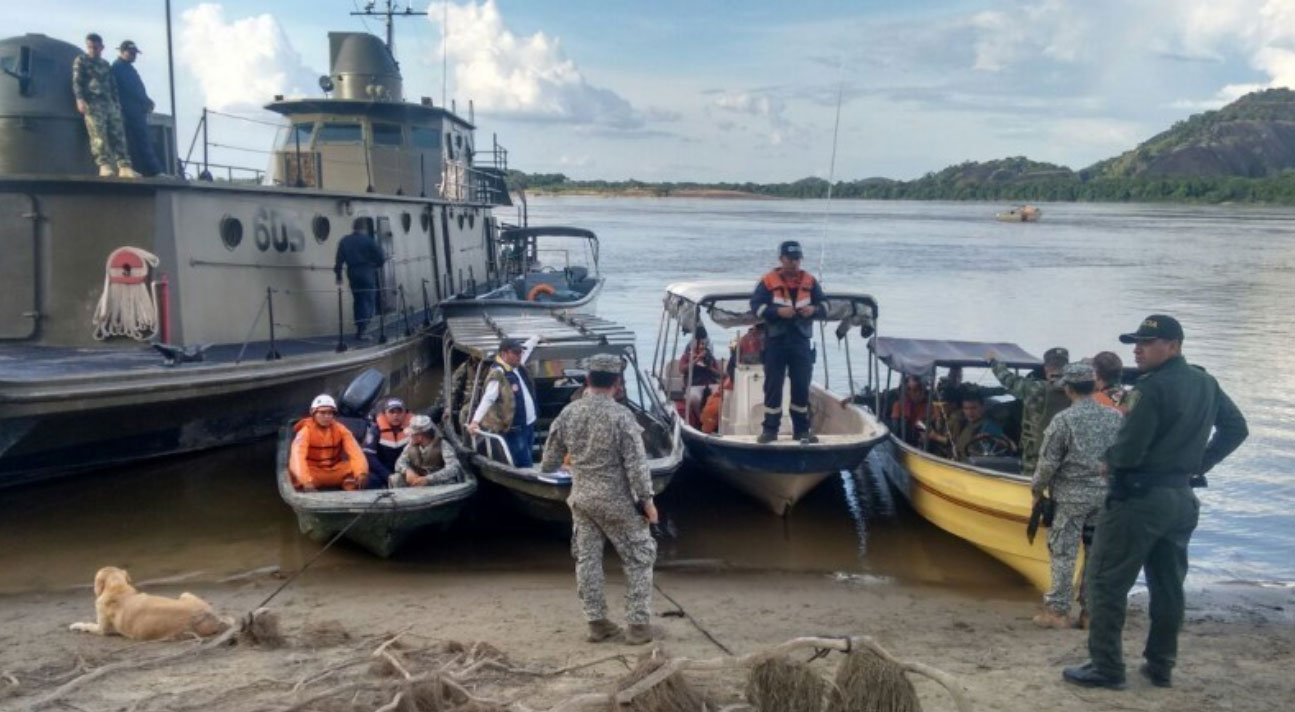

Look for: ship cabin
[264,32,504,204]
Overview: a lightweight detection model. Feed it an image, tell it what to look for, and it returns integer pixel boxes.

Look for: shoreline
[2,567,1290,711]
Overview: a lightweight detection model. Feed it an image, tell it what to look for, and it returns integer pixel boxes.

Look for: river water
[1,198,1290,595]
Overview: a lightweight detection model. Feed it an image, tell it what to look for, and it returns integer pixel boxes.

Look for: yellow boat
[866,336,1055,591]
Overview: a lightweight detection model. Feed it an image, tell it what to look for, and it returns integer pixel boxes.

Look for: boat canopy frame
[496,225,600,279]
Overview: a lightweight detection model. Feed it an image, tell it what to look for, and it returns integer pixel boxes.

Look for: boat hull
[0,335,436,487]
[437,278,603,318]
[683,428,882,515]
[871,437,1052,591]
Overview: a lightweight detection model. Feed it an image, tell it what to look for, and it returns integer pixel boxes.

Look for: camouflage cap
[406,414,434,434]
[584,353,624,374]
[1043,347,1070,367]
[1059,362,1096,386]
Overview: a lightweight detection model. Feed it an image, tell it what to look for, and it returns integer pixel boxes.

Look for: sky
[11,0,1295,182]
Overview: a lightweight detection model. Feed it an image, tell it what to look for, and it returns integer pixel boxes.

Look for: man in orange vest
[290,394,369,491]
[749,240,826,443]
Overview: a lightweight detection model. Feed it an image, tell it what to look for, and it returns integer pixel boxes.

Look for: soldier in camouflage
[72,34,137,178]
[1031,362,1123,629]
[989,346,1071,477]
[540,353,658,645]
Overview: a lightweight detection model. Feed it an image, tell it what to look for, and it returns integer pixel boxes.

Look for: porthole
[219,215,243,251]
[457,213,465,230]
[312,215,331,243]
[419,212,431,232]
[400,212,412,233]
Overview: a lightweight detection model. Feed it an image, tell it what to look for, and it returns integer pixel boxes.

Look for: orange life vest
[375,412,409,448]
[761,269,817,311]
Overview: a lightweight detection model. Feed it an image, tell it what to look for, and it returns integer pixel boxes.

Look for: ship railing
[181,108,278,183]
[233,283,431,365]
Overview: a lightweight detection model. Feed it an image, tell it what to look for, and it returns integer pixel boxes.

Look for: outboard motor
[338,368,385,417]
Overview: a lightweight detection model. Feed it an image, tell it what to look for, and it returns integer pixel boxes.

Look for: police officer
[333,218,386,341]
[1063,315,1248,690]
[750,240,826,443]
[72,33,137,178]
[989,346,1071,477]
[468,336,539,467]
[540,353,658,645]
[1031,362,1122,629]
[110,40,163,176]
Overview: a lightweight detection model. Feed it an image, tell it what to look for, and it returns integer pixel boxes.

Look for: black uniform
[110,58,161,175]
[334,230,385,338]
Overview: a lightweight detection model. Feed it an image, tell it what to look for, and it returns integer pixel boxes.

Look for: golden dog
[68,566,232,641]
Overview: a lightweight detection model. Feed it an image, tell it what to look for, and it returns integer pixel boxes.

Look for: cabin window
[219,216,243,251]
[316,122,363,143]
[411,126,440,150]
[400,212,412,233]
[372,123,403,146]
[278,122,313,148]
[312,216,330,243]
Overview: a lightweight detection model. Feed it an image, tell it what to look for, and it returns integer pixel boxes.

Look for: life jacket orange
[701,387,723,434]
[375,412,409,448]
[761,269,817,311]
[290,417,367,490]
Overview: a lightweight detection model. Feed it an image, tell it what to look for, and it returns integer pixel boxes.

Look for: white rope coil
[92,247,161,341]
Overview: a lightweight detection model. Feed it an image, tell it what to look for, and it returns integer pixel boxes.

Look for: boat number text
[254,208,306,253]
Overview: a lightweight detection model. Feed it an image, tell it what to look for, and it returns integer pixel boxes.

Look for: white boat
[438,226,603,317]
[650,280,889,515]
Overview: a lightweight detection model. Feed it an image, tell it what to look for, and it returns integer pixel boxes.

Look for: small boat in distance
[276,369,475,557]
[995,204,1042,222]
[865,336,1052,590]
[652,280,888,515]
[438,226,604,317]
[441,312,682,523]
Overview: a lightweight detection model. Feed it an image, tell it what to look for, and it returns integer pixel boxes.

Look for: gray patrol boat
[0,12,520,486]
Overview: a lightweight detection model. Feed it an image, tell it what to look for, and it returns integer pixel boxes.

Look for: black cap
[779,240,804,259]
[1119,314,1184,344]
[498,337,524,353]
[1043,347,1069,368]
[117,40,141,53]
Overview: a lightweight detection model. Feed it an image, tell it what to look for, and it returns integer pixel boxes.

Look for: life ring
[526,283,557,301]
[107,247,149,285]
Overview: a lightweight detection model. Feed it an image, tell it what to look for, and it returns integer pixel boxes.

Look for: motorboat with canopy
[438,226,603,317]
[866,336,1056,590]
[651,280,888,515]
[441,312,682,522]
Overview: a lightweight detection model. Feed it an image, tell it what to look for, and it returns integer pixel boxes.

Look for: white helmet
[310,394,337,412]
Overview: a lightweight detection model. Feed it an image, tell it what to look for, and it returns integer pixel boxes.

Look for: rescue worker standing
[72,33,137,178]
[750,240,825,443]
[468,336,540,467]
[1031,362,1122,629]
[334,218,385,341]
[540,354,658,645]
[989,346,1071,477]
[109,40,163,176]
[1063,315,1248,690]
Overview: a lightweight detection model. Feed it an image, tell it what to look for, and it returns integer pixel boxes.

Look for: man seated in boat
[725,323,765,381]
[290,395,369,491]
[929,391,1006,461]
[678,325,724,428]
[361,397,410,483]
[890,375,930,445]
[390,415,452,487]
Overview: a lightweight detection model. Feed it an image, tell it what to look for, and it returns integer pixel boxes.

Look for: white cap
[310,394,337,412]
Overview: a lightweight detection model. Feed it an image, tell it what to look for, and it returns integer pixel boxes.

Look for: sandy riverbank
[1,566,1290,711]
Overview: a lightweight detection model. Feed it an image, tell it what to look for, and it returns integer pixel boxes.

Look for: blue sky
[12,1,1293,181]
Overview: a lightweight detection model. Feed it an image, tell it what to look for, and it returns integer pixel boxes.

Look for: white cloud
[178,3,318,112]
[711,91,811,148]
[429,1,648,129]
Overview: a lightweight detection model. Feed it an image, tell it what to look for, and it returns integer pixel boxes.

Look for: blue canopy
[869,336,1040,377]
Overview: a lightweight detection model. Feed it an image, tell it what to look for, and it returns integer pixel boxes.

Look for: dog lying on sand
[69,566,232,641]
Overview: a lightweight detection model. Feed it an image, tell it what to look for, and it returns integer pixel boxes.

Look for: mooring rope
[653,580,733,655]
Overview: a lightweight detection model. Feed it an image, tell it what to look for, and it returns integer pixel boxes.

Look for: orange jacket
[700,387,724,434]
[290,417,368,489]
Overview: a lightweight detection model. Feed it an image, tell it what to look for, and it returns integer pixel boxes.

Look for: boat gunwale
[438,277,605,314]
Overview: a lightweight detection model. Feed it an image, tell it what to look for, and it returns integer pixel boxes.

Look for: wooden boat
[438,226,604,317]
[275,369,476,557]
[441,312,682,523]
[652,280,889,515]
[995,204,1042,222]
[866,336,1053,590]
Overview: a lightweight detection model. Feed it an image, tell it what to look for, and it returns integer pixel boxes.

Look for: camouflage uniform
[1034,396,1122,614]
[991,360,1070,477]
[540,355,656,626]
[391,439,453,487]
[72,53,132,171]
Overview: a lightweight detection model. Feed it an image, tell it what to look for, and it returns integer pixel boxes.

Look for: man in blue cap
[1063,314,1247,690]
[109,40,162,176]
[749,240,826,443]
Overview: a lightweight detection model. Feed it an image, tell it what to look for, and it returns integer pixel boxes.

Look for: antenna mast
[350,0,428,57]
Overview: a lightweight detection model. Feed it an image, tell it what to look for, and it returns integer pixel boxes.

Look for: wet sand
[1,567,1291,711]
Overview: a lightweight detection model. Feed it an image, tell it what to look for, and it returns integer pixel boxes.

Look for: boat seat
[966,455,1021,475]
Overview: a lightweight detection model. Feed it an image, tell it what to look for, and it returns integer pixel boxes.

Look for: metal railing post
[199,108,212,181]
[377,286,388,345]
[421,279,432,327]
[399,285,412,337]
[335,285,348,353]
[265,287,281,360]
[293,121,305,188]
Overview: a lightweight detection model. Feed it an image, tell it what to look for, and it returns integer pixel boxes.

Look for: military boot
[794,431,819,444]
[756,430,777,444]
[118,165,141,179]
[1032,608,1069,629]
[586,619,621,643]
[625,623,653,646]
[98,164,115,177]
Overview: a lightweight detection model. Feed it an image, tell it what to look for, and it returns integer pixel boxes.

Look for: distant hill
[512,88,1295,204]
